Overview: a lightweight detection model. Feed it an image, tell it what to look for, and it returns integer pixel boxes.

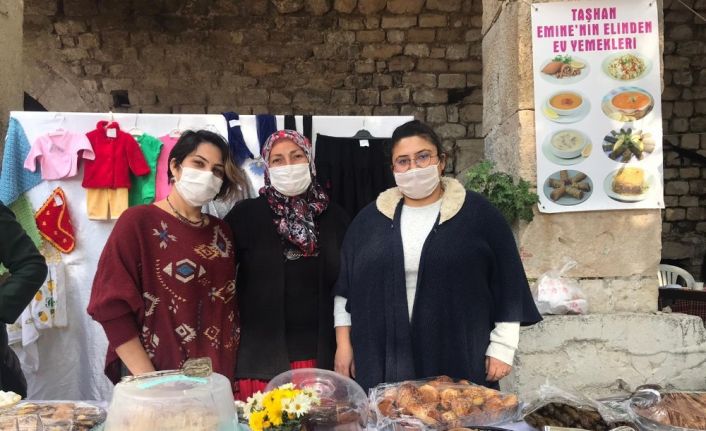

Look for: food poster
[531,0,664,213]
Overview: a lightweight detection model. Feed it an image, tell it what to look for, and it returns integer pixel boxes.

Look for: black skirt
[314,134,395,219]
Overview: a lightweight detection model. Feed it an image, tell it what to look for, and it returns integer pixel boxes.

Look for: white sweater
[334,201,520,365]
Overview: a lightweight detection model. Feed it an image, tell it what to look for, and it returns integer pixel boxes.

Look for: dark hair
[167,129,247,200]
[390,120,444,156]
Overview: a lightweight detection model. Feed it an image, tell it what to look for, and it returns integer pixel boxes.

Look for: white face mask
[174,166,223,207]
[268,163,312,197]
[393,164,441,200]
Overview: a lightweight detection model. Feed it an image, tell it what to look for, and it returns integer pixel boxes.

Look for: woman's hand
[115,337,156,376]
[334,326,355,378]
[485,356,512,381]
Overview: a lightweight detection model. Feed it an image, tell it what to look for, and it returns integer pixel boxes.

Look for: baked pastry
[612,167,645,195]
[418,384,440,403]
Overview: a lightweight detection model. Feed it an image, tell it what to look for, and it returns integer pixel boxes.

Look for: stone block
[419,14,448,28]
[430,48,446,59]
[466,29,482,42]
[413,89,448,104]
[506,314,706,399]
[388,56,415,71]
[426,106,447,123]
[373,106,400,115]
[333,0,357,13]
[460,104,483,122]
[357,0,386,14]
[680,167,701,179]
[673,71,694,87]
[417,58,448,72]
[427,0,463,11]
[361,44,403,59]
[437,28,465,42]
[372,74,393,88]
[438,73,467,89]
[387,0,425,13]
[331,89,356,104]
[365,16,381,29]
[356,88,379,105]
[387,30,405,43]
[402,72,436,88]
[669,24,693,40]
[357,30,385,43]
[691,117,706,132]
[666,181,690,195]
[381,16,417,29]
[663,240,696,260]
[454,139,484,172]
[64,0,98,16]
[54,20,87,35]
[687,207,706,221]
[435,124,467,139]
[450,61,482,73]
[244,62,282,76]
[407,28,436,43]
[442,45,467,61]
[306,0,332,15]
[269,91,292,104]
[518,207,662,278]
[381,88,410,104]
[663,168,679,180]
[272,0,305,13]
[666,208,686,221]
[339,16,364,29]
[447,105,459,123]
[404,43,430,57]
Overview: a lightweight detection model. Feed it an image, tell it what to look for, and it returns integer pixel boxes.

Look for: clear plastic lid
[266,368,369,429]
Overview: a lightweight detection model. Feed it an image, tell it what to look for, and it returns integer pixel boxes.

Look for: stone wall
[0,0,24,137]
[22,0,484,174]
[661,0,706,278]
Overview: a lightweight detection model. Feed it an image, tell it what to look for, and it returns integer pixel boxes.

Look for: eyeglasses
[392,151,441,173]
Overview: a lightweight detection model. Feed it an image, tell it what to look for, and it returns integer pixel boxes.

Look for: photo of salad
[603,53,649,81]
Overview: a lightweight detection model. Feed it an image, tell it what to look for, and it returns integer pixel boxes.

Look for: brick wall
[661,0,706,277]
[22,0,485,174]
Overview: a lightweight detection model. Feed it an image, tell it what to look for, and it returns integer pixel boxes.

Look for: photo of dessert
[542,129,592,166]
[602,53,650,81]
[543,170,593,206]
[542,91,590,124]
[602,127,656,163]
[540,54,589,84]
[601,87,654,122]
[604,166,655,202]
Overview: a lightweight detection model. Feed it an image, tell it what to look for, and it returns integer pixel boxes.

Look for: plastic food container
[369,376,520,431]
[629,389,706,431]
[266,368,369,431]
[104,371,237,431]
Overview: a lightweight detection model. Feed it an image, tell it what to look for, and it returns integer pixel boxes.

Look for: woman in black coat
[225,130,348,400]
[0,202,48,397]
[333,121,541,392]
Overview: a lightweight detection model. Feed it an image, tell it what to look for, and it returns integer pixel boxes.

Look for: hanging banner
[531,0,663,213]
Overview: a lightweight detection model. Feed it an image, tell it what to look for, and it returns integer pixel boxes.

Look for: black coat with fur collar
[335,178,541,392]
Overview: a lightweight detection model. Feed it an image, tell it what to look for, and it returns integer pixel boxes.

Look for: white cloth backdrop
[8,111,412,401]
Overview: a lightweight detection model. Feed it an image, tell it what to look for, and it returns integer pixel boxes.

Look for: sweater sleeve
[333,295,351,327]
[23,137,44,172]
[0,203,48,324]
[87,210,144,348]
[125,134,150,177]
[485,322,520,365]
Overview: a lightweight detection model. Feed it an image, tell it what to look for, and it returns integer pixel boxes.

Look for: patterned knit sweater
[87,205,239,383]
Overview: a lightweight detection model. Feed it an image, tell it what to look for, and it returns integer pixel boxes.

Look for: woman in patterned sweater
[88,130,248,387]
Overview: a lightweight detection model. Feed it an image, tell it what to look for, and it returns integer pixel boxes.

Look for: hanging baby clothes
[6,308,40,372]
[128,133,163,206]
[314,134,395,219]
[83,121,150,220]
[35,187,76,253]
[0,118,42,206]
[155,135,180,201]
[23,131,95,180]
[223,112,263,196]
[30,261,67,329]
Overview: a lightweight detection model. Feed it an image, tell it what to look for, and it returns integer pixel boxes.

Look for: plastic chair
[658,264,696,289]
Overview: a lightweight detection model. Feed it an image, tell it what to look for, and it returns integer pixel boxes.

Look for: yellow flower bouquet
[244,384,321,431]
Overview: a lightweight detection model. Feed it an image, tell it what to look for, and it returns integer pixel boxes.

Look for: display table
[659,287,706,322]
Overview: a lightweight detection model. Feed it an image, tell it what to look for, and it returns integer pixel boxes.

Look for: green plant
[464,160,538,223]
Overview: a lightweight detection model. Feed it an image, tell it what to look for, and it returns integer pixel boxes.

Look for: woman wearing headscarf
[224,130,349,401]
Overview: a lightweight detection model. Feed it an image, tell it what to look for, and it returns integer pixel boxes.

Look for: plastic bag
[535,258,588,315]
[0,400,106,430]
[628,388,706,430]
[369,375,520,430]
[522,384,637,430]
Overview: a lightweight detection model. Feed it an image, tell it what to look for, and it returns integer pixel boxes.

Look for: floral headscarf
[260,130,329,258]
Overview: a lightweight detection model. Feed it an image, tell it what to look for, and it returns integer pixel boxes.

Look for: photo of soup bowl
[610,89,652,115]
[548,91,584,116]
[549,129,587,159]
